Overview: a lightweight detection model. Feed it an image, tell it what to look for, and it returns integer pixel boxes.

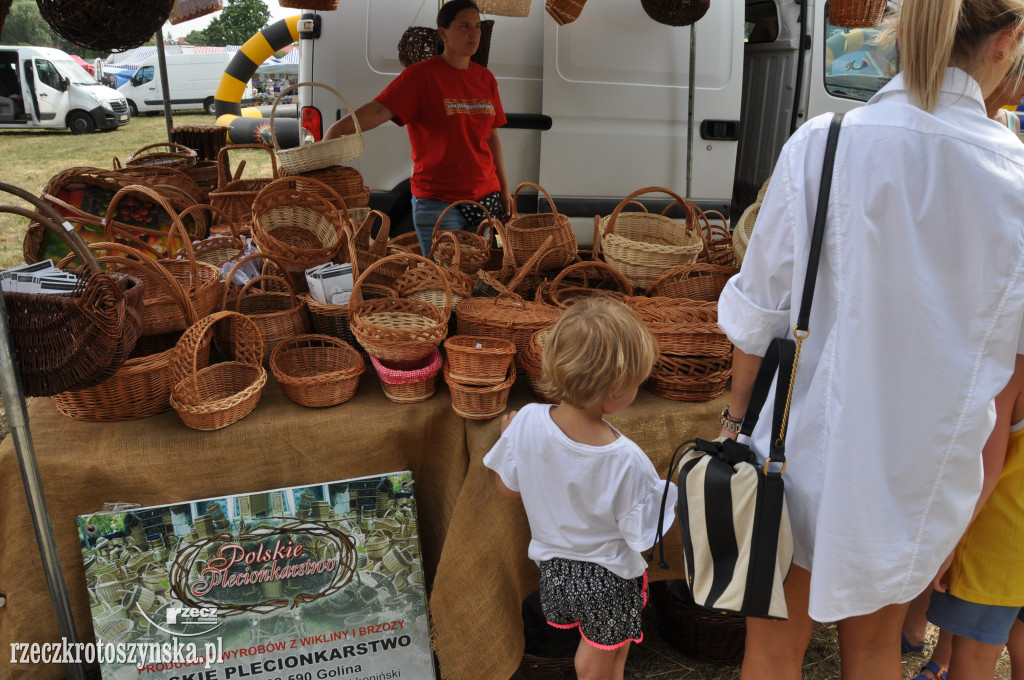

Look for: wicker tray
[271,334,365,408]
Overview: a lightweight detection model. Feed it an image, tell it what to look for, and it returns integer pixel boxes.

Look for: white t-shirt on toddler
[483,402,678,579]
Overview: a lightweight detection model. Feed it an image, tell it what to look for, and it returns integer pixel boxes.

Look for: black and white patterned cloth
[456,191,504,227]
[538,557,647,649]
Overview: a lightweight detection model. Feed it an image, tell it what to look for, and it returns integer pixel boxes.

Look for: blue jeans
[411,196,470,257]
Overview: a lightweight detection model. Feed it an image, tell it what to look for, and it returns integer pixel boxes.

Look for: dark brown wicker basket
[649,579,746,665]
[399,26,442,68]
[36,0,175,52]
[829,0,886,28]
[641,0,710,26]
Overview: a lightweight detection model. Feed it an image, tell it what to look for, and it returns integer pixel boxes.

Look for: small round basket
[370,348,442,404]
[443,335,516,385]
[272,82,363,174]
[649,579,746,664]
[445,362,516,420]
[125,142,198,171]
[169,311,268,431]
[399,26,442,67]
[271,334,365,408]
[645,262,738,301]
[534,260,632,309]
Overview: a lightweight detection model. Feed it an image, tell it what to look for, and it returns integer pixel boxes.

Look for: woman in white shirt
[717,0,1024,677]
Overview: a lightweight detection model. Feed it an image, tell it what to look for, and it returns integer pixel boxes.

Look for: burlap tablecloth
[0,376,725,680]
[0,376,469,680]
[429,386,728,680]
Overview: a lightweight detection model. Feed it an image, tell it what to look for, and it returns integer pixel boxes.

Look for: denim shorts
[410,196,470,257]
[927,590,1024,645]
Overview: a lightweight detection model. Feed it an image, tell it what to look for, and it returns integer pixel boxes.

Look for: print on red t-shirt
[376,56,506,202]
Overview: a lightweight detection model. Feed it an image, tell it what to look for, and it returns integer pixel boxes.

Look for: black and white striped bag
[651,112,844,621]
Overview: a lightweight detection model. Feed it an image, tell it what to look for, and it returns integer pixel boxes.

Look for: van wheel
[127,100,138,117]
[67,112,94,135]
[204,98,216,116]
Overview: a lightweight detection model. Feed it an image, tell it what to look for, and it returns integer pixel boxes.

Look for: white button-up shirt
[719,68,1024,621]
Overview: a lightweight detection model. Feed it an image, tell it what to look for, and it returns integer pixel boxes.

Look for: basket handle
[431,200,489,241]
[549,259,631,295]
[479,218,516,272]
[350,251,451,320]
[216,144,279,189]
[270,81,362,152]
[337,224,362,282]
[505,234,554,294]
[169,310,263,402]
[126,142,196,166]
[0,182,101,273]
[102,184,199,281]
[603,186,689,237]
[254,174,349,225]
[354,210,392,257]
[219,250,298,311]
[428,230,463,270]
[510,181,559,221]
[177,203,242,240]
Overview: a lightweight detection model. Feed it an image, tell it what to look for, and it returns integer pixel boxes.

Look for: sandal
[902,632,925,654]
[912,660,948,680]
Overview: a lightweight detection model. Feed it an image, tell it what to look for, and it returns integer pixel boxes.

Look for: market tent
[256,57,298,75]
[69,54,94,76]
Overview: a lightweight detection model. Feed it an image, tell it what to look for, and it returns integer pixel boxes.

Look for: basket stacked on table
[271,334,365,408]
[443,335,517,419]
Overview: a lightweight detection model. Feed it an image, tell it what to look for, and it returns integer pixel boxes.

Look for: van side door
[134,65,157,111]
[32,58,69,124]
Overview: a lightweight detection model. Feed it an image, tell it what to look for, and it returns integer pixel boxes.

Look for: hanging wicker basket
[829,0,885,28]
[477,0,531,16]
[169,0,224,25]
[641,0,710,26]
[272,82,364,174]
[546,0,587,25]
[596,187,705,290]
[169,311,267,430]
[271,334,365,408]
[36,0,175,52]
[399,27,443,68]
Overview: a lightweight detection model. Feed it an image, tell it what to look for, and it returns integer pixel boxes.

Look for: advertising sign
[78,471,434,680]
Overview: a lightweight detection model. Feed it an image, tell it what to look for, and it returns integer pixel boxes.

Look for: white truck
[297,0,895,237]
[119,52,255,117]
[0,46,129,134]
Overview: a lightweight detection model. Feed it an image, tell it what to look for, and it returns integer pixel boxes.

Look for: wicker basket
[281,165,366,211]
[388,231,423,257]
[429,201,493,274]
[399,26,442,68]
[507,182,577,272]
[534,260,632,309]
[649,580,746,664]
[641,0,710,26]
[734,201,758,265]
[445,362,515,420]
[444,335,516,385]
[170,311,267,430]
[364,529,391,559]
[829,0,886,28]
[251,176,347,282]
[596,187,705,290]
[0,185,145,397]
[125,142,198,170]
[645,262,738,301]
[477,0,530,16]
[272,82,364,173]
[626,297,730,357]
[177,204,247,270]
[695,208,737,266]
[113,161,206,207]
[209,144,280,233]
[647,354,731,401]
[370,348,442,404]
[457,292,562,366]
[349,253,451,362]
[52,245,206,422]
[169,0,223,24]
[279,0,337,8]
[394,232,474,310]
[545,0,587,25]
[36,0,174,52]
[519,328,557,402]
[351,210,409,286]
[220,252,310,363]
[271,334,365,408]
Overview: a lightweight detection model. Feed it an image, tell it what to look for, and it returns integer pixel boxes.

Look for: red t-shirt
[375,56,506,202]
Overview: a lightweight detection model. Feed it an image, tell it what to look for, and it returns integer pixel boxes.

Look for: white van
[0,46,129,134]
[119,52,255,117]
[297,0,895,236]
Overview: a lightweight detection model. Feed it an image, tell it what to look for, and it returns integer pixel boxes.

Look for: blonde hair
[900,0,1024,111]
[539,298,659,409]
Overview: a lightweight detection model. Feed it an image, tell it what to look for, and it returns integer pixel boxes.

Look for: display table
[0,376,726,680]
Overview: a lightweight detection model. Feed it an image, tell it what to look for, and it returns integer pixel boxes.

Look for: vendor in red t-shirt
[325,0,511,256]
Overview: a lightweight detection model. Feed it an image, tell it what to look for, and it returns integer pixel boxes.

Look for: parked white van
[0,46,129,134]
[297,0,895,236]
[119,52,255,117]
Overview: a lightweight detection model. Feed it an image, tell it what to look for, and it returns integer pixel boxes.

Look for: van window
[823,6,897,101]
[745,1,778,44]
[34,60,61,90]
[135,66,154,85]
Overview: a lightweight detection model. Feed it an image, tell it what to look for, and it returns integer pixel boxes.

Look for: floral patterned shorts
[538,557,648,650]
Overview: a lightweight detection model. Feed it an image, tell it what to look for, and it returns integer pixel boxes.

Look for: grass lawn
[0,111,274,270]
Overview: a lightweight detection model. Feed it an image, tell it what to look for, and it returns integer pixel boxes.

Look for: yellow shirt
[948,423,1024,606]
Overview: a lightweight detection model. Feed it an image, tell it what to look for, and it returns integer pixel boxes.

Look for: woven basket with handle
[507,182,577,272]
[169,311,267,430]
[429,200,494,274]
[272,82,364,174]
[534,260,632,309]
[125,142,198,171]
[209,144,280,233]
[394,232,474,311]
[645,262,738,301]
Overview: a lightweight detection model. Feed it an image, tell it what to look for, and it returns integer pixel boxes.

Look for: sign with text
[78,471,434,680]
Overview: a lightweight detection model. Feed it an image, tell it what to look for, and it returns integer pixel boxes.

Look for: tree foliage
[192,0,270,46]
[1,0,103,56]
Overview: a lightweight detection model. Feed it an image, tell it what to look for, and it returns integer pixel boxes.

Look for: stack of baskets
[443,335,516,420]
